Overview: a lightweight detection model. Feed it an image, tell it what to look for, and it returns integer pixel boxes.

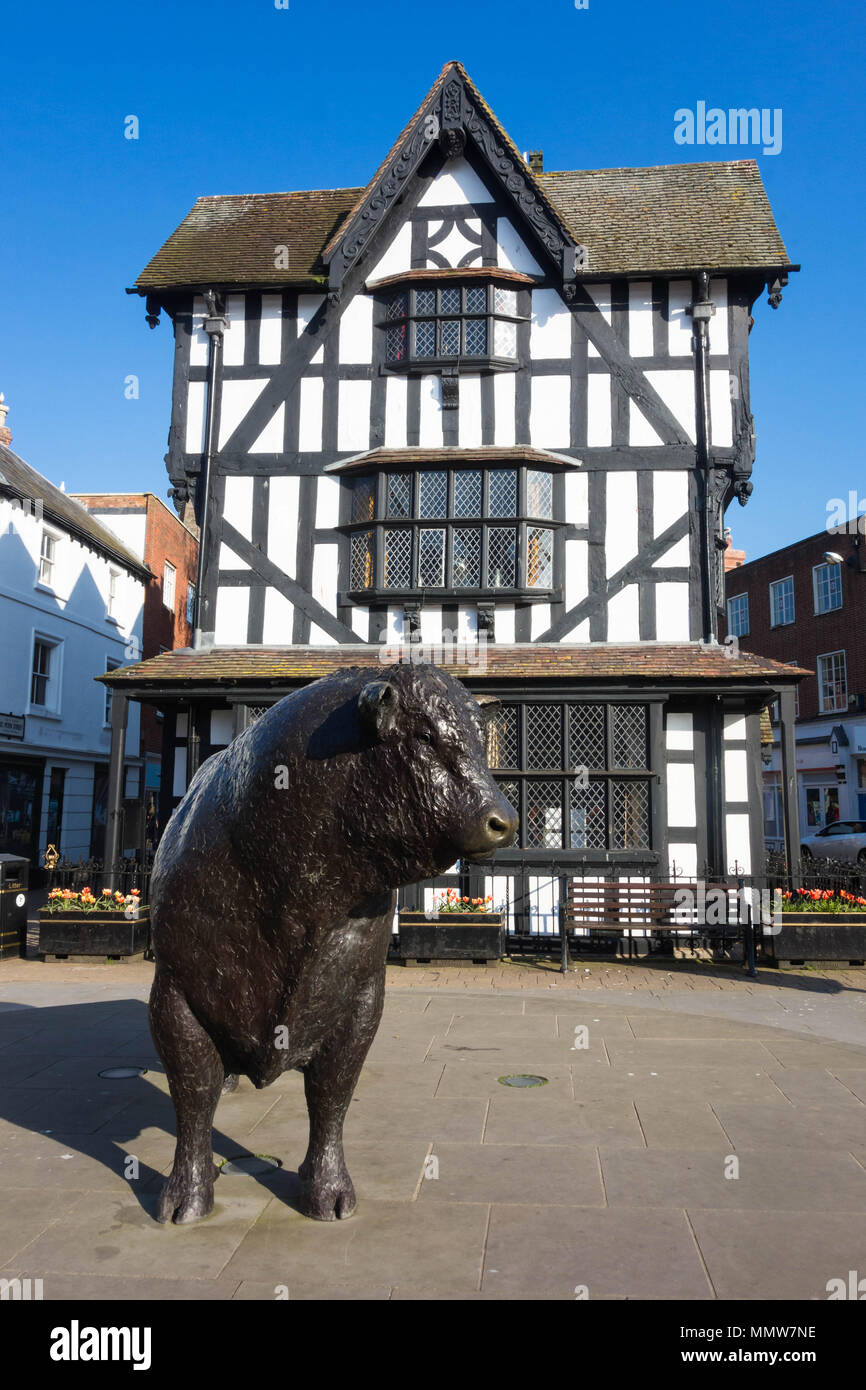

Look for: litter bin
[0,855,30,960]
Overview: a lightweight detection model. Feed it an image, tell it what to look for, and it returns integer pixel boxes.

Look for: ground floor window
[487,702,652,851]
[0,760,44,862]
[805,784,840,829]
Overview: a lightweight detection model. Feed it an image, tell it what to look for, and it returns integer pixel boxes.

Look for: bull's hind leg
[149,967,224,1224]
[299,972,386,1221]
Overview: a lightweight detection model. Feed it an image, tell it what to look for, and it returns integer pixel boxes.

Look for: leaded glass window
[487,703,653,852]
[346,465,558,593]
[383,282,521,364]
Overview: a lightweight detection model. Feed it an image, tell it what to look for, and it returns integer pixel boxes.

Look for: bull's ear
[474,694,501,723]
[358,680,399,740]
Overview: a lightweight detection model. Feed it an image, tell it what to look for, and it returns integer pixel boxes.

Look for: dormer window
[381,279,523,369]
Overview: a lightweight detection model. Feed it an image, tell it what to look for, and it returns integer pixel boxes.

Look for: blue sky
[2,0,863,560]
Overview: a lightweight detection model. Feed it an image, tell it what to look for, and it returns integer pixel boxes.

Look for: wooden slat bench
[560,879,745,971]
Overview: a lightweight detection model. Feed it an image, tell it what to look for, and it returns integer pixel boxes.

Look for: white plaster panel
[561,617,591,642]
[262,589,294,644]
[218,542,248,571]
[172,757,187,799]
[386,607,404,643]
[308,623,337,646]
[367,221,413,281]
[530,603,552,640]
[652,536,690,568]
[176,713,189,737]
[606,472,639,574]
[645,370,696,443]
[669,842,698,877]
[653,471,690,536]
[587,373,611,445]
[564,537,588,612]
[219,380,267,449]
[338,293,373,364]
[655,582,690,641]
[419,376,443,447]
[429,220,481,269]
[606,584,640,641]
[384,374,408,448]
[726,813,752,874]
[214,586,249,645]
[420,605,442,643]
[530,288,572,358]
[710,369,733,447]
[185,382,206,453]
[496,218,543,275]
[224,475,254,540]
[297,294,325,364]
[338,379,371,452]
[457,606,478,643]
[668,280,693,355]
[666,712,694,750]
[222,294,246,366]
[667,762,697,827]
[725,747,749,803]
[268,475,299,577]
[628,280,654,357]
[299,377,324,452]
[312,542,339,616]
[724,712,748,741]
[250,405,284,453]
[350,605,369,639]
[418,159,494,206]
[530,375,570,447]
[629,398,664,446]
[315,475,341,530]
[495,605,515,644]
[493,372,516,446]
[190,295,209,367]
[458,374,482,447]
[564,470,588,525]
[585,284,611,357]
[708,277,729,355]
[259,294,283,364]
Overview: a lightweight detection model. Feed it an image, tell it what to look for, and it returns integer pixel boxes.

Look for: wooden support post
[779,687,800,888]
[104,690,129,889]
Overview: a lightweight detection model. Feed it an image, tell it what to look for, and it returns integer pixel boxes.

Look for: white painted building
[0,429,148,867]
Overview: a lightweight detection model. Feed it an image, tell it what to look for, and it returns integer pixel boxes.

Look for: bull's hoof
[156,1171,216,1225]
[221,1073,239,1095]
[297,1167,357,1221]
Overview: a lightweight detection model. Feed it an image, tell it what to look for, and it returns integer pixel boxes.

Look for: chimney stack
[526,150,543,174]
[0,395,10,448]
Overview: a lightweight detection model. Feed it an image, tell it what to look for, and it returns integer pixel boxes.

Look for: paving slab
[713,1102,866,1153]
[600,1146,866,1210]
[483,1094,644,1148]
[688,1209,866,1301]
[482,1205,712,1299]
[419,1141,604,1206]
[635,1101,732,1150]
[219,1197,490,1294]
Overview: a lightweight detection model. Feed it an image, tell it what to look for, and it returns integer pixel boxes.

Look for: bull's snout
[463,797,519,859]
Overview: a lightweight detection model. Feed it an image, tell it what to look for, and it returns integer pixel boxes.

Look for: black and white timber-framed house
[103,61,806,934]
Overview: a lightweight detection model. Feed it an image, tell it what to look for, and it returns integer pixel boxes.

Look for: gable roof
[131,65,793,296]
[0,443,151,578]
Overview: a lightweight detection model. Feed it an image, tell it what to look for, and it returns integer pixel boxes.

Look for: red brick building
[725,527,866,840]
[73,492,198,840]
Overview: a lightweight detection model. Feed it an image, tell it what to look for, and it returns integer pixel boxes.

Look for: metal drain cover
[218,1154,282,1176]
[99,1066,148,1079]
[498,1074,548,1088]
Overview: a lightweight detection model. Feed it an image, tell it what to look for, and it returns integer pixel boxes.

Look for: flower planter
[397,911,504,966]
[39,909,150,960]
[761,912,866,966]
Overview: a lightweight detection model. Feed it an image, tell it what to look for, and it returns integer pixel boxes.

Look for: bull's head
[353,665,518,884]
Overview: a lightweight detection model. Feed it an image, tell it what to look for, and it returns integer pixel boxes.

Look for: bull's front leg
[298,967,386,1221]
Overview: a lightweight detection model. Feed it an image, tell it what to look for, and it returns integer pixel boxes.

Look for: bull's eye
[416,730,434,745]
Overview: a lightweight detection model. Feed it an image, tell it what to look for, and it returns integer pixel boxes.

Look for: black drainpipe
[193,291,227,649]
[690,270,717,646]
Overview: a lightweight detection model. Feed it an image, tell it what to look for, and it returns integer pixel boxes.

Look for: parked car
[800,821,866,864]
